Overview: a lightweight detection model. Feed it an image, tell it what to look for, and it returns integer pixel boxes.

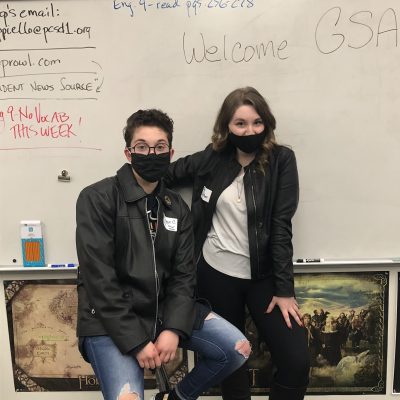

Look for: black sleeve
[270,149,299,297]
[164,145,211,189]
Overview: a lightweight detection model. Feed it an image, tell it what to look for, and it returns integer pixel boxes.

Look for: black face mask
[131,152,170,183]
[228,131,266,154]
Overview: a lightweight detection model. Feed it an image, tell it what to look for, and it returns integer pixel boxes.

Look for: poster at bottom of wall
[200,271,388,396]
[4,279,187,392]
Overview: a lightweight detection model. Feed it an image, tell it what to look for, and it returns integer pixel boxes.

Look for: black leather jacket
[76,163,196,356]
[164,144,299,297]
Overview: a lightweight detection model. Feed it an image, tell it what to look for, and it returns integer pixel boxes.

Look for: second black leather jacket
[164,144,299,297]
[76,163,196,356]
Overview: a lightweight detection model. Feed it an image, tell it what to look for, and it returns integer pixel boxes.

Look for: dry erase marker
[296,258,324,263]
[48,263,77,268]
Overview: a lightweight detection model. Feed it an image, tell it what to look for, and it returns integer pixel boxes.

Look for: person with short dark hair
[76,109,251,400]
[164,88,310,400]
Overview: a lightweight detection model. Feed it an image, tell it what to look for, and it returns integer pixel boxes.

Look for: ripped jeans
[83,313,248,400]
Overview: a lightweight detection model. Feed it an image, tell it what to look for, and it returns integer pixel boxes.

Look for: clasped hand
[135,330,179,369]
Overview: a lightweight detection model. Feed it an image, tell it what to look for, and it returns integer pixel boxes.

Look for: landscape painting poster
[201,271,388,396]
[4,279,187,392]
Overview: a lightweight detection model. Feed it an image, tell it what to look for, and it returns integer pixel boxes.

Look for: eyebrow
[132,139,168,144]
[232,117,263,122]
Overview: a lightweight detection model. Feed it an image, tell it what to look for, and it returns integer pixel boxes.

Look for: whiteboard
[0,0,399,265]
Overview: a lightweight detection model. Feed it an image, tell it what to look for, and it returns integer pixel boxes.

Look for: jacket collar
[116,163,172,208]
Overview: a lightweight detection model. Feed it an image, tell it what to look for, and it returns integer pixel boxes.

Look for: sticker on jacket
[201,186,212,203]
[163,214,178,232]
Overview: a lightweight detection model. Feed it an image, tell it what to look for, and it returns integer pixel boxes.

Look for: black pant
[197,256,310,400]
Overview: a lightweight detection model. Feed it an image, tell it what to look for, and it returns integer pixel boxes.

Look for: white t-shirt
[202,169,251,279]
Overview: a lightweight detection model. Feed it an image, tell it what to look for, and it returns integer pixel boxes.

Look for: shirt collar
[117,163,171,208]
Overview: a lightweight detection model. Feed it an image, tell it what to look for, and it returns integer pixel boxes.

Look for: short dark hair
[123,109,174,147]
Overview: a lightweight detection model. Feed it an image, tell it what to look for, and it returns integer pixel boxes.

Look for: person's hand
[265,296,303,329]
[154,330,179,364]
[135,342,162,369]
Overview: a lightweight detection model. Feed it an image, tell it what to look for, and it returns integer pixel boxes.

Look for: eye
[134,143,149,153]
[155,143,169,152]
[255,120,264,125]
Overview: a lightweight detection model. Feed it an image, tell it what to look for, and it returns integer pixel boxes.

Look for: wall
[0,0,400,265]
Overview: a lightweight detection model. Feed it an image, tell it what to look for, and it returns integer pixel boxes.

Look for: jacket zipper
[250,167,260,276]
[195,250,202,266]
[145,197,159,340]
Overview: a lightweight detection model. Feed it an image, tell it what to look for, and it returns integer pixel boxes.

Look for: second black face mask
[228,131,266,154]
[131,152,170,183]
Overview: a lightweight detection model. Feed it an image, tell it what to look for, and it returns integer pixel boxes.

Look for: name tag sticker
[163,215,178,232]
[201,186,212,203]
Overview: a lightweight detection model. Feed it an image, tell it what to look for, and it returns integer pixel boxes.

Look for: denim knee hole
[204,312,219,320]
[118,383,140,400]
[235,339,251,359]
